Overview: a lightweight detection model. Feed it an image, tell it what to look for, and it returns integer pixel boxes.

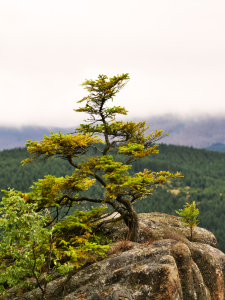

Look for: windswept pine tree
[15,73,182,242]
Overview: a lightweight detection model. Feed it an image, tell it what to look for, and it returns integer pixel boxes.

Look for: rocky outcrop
[1,212,225,300]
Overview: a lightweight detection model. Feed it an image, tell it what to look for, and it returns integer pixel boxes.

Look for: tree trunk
[124,209,139,242]
[116,196,140,243]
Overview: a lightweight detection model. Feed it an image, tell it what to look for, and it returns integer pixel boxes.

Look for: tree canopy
[5,73,182,242]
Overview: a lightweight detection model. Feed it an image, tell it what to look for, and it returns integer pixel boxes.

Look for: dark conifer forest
[1,143,225,251]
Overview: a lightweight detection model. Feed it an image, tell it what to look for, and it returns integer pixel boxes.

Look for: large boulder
[1,212,225,300]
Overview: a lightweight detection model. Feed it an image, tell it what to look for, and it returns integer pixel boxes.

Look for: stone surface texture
[1,212,225,300]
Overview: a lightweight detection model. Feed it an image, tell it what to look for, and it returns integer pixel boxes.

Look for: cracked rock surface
[1,212,224,300]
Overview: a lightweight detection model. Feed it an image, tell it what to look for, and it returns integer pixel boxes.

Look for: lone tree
[20,73,181,242]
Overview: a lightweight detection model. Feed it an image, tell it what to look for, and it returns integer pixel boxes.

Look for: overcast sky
[1,0,225,128]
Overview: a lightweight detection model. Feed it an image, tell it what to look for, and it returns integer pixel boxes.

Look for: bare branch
[67,155,79,168]
[100,212,128,224]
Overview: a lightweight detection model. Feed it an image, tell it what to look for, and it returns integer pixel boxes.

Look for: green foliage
[0,189,110,297]
[175,201,200,241]
[22,131,103,165]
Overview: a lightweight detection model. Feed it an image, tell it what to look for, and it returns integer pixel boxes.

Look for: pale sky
[1,0,225,128]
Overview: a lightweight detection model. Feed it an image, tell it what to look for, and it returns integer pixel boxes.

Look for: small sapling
[175,201,200,242]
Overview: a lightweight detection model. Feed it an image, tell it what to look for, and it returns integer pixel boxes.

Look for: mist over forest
[0,114,225,151]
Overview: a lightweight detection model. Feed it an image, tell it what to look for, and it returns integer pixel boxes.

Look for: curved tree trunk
[115,196,140,243]
[123,208,139,242]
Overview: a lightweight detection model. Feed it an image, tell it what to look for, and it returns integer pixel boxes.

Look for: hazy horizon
[0,111,225,130]
[1,113,225,151]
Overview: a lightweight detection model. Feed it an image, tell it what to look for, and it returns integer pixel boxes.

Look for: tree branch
[67,155,79,168]
[67,155,107,187]
[57,195,106,205]
[99,212,129,225]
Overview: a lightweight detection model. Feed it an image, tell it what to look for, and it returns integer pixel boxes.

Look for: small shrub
[175,201,200,242]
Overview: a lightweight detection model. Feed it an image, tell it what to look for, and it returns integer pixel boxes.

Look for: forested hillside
[1,144,225,251]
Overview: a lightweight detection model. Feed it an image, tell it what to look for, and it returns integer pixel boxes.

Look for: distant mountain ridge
[0,114,225,151]
[0,126,76,151]
[204,143,225,152]
[142,114,225,149]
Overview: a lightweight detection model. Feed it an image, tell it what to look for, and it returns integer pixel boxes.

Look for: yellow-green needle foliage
[175,201,200,242]
[18,73,182,243]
